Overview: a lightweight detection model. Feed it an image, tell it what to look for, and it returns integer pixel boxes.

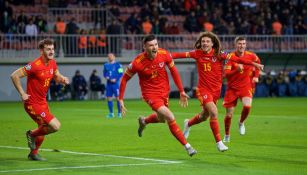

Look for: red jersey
[224,51,260,90]
[172,49,254,95]
[120,48,183,99]
[22,56,58,105]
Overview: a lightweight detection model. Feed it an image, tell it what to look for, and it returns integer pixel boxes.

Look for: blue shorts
[106,83,119,97]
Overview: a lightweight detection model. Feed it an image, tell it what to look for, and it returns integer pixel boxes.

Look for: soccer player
[103,53,123,118]
[10,38,69,161]
[119,35,197,157]
[171,32,263,152]
[222,36,261,142]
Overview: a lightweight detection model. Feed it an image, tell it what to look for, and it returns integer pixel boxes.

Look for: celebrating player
[103,53,123,118]
[171,32,263,152]
[10,38,69,161]
[222,36,261,142]
[119,35,197,157]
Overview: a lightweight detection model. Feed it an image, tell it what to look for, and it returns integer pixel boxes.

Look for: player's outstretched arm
[171,52,191,59]
[10,68,29,101]
[54,70,69,85]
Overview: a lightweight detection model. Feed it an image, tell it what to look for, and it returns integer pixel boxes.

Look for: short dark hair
[143,34,156,45]
[234,36,246,44]
[38,38,55,49]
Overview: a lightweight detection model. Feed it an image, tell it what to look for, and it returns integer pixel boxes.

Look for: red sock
[240,106,251,123]
[224,115,232,135]
[31,136,45,155]
[210,118,221,142]
[188,114,204,127]
[31,125,49,137]
[144,113,160,124]
[168,120,187,145]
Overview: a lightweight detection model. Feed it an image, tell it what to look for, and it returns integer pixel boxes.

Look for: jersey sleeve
[22,62,35,76]
[171,50,197,60]
[224,61,238,78]
[117,63,124,79]
[119,61,136,100]
[166,52,184,92]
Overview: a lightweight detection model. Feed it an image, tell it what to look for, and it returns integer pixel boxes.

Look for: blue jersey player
[103,53,123,118]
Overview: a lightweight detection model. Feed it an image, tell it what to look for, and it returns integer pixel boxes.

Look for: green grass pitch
[0,98,307,175]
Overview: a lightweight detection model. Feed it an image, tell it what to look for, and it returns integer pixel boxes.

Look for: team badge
[25,64,31,70]
[128,63,132,70]
[159,62,164,68]
[40,112,46,118]
[212,57,217,62]
[203,95,208,99]
[50,69,53,74]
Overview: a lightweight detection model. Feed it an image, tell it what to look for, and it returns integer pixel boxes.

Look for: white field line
[0,146,182,164]
[0,145,182,173]
[0,162,177,173]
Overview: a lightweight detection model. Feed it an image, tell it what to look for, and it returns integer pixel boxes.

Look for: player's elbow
[10,72,18,82]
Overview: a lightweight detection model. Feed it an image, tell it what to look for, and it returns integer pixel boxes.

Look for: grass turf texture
[0,98,307,175]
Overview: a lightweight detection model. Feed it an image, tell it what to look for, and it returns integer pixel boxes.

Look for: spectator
[203,21,214,32]
[272,15,283,35]
[25,19,38,39]
[35,15,47,33]
[72,70,88,100]
[184,11,199,33]
[89,69,105,100]
[142,17,153,34]
[125,13,140,34]
[65,17,79,56]
[106,20,122,55]
[54,17,66,34]
[78,29,87,55]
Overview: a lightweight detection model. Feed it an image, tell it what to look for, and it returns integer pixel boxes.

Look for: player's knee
[51,123,61,132]
[210,111,218,119]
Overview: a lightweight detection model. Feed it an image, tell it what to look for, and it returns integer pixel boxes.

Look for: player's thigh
[48,117,61,131]
[241,96,252,106]
[239,88,253,106]
[156,105,174,122]
[113,85,120,97]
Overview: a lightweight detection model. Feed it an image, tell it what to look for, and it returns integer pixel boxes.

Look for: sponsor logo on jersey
[25,64,31,70]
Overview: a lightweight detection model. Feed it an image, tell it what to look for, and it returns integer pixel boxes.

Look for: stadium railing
[0,34,306,62]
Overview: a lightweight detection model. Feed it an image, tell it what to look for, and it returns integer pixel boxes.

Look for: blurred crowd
[113,0,306,35]
[1,0,306,35]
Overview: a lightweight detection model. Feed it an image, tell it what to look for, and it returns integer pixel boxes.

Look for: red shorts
[195,88,220,106]
[24,103,54,125]
[143,95,169,111]
[223,88,253,108]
